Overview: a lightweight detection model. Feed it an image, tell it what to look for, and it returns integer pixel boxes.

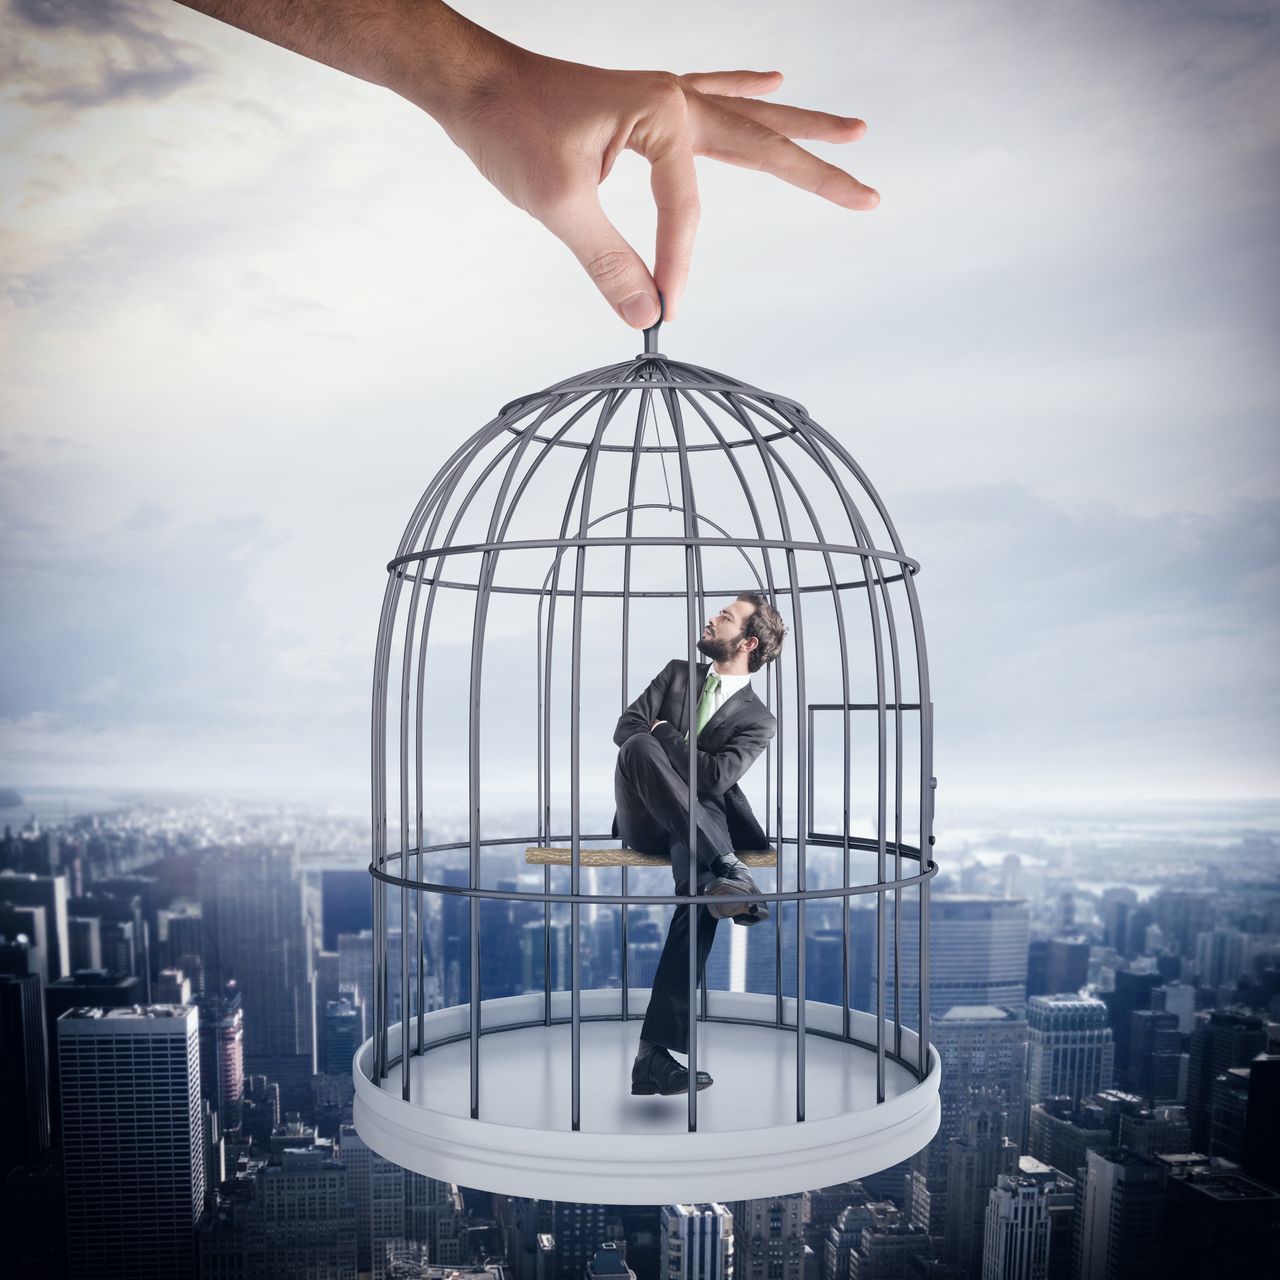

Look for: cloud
[6,0,209,109]
[0,0,1275,805]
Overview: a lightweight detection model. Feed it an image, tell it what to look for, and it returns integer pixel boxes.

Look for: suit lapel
[671,660,761,739]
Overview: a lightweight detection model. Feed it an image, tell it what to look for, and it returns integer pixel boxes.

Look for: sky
[1,0,1277,811]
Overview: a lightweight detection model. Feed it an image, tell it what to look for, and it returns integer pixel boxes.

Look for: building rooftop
[940,1005,1017,1021]
[59,1003,191,1020]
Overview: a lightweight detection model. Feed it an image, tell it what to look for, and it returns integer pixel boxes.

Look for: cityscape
[1,788,1276,1278]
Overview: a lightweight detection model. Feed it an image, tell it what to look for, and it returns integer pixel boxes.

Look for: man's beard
[697,633,741,664]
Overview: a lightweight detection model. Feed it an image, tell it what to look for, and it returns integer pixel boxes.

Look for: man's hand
[416,46,878,329]
[174,1,878,330]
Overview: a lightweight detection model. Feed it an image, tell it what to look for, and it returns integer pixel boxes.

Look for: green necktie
[688,673,720,739]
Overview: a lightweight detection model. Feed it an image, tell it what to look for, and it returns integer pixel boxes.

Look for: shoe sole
[631,1079,713,1096]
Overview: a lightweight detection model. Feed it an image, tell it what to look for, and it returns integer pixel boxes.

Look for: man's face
[696,599,757,665]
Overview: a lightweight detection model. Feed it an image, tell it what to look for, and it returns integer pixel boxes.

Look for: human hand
[174,2,877,329]
[401,37,878,328]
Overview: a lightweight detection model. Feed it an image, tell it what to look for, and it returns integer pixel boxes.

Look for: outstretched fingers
[692,93,879,209]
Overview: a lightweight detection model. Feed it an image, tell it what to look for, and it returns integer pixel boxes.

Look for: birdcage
[352,309,940,1203]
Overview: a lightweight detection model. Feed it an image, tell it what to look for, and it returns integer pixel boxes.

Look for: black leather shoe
[704,859,770,926]
[631,1044,713,1096]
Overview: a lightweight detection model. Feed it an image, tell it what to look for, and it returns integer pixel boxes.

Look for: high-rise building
[1207,1065,1251,1163]
[1157,1153,1280,1279]
[194,983,245,1133]
[0,870,70,979]
[1117,1104,1190,1157]
[847,1201,932,1277]
[155,967,192,1004]
[909,1004,1027,1238]
[553,1200,618,1279]
[1074,1148,1165,1280]
[370,1156,406,1280]
[824,1202,872,1280]
[1125,1009,1181,1103]
[323,996,362,1080]
[981,1172,1052,1280]
[338,1123,378,1271]
[1026,1098,1112,1183]
[1185,1008,1267,1151]
[661,1203,733,1279]
[44,967,144,1136]
[522,917,571,992]
[338,929,376,1027]
[0,972,50,1177]
[1153,981,1197,1034]
[883,895,1030,1026]
[731,1196,805,1279]
[1025,996,1114,1115]
[58,1005,205,1279]
[1193,928,1246,990]
[1241,1051,1280,1189]
[0,899,50,984]
[589,1239,637,1278]
[1009,1157,1076,1280]
[942,1096,1018,1277]
[242,1143,358,1276]
[1027,936,1089,998]
[199,846,316,1114]
[1101,970,1162,1088]
[1148,889,1215,957]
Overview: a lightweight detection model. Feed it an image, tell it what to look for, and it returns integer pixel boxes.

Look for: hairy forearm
[174,0,515,120]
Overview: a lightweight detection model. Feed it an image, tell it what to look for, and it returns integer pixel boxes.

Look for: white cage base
[353,989,940,1204]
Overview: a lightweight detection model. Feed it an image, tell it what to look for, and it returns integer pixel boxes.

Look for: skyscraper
[0,972,50,1177]
[199,845,316,1114]
[1026,936,1089,998]
[1125,1009,1181,1103]
[1101,969,1162,1088]
[847,1201,933,1277]
[731,1196,804,1279]
[943,1096,1019,1277]
[59,1004,205,1279]
[242,1143,359,1276]
[982,1172,1052,1280]
[909,1004,1028,1238]
[662,1203,734,1279]
[1185,1008,1267,1151]
[0,870,70,980]
[883,895,1030,1025]
[194,983,245,1133]
[1158,1153,1280,1279]
[1074,1148,1165,1280]
[589,1240,638,1278]
[1025,996,1114,1115]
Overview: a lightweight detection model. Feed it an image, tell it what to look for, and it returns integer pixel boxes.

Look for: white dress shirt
[650,666,752,734]
[702,667,751,726]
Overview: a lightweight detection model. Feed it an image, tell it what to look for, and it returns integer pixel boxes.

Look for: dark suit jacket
[610,657,776,852]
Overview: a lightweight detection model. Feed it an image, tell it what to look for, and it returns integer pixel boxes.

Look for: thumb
[541,190,660,329]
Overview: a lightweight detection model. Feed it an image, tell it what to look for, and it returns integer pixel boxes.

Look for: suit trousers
[614,731,736,1054]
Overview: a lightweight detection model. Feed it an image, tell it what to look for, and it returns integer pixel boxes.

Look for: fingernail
[620,293,658,327]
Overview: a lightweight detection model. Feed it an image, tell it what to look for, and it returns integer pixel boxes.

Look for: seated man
[612,591,787,1096]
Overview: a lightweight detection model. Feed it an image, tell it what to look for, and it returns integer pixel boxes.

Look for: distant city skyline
[2,792,1276,1275]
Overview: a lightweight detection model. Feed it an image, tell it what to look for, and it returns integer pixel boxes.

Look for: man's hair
[735,592,787,673]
